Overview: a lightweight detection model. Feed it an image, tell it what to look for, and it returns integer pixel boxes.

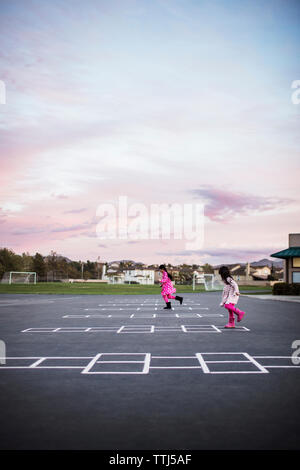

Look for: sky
[0,0,299,266]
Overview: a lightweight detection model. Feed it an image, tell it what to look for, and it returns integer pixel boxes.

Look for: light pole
[97,256,101,280]
[192,272,196,291]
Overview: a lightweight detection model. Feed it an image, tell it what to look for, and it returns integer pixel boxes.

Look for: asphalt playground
[0,292,300,450]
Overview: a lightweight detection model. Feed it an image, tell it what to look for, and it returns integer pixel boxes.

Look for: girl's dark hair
[218,266,233,284]
[159,264,173,281]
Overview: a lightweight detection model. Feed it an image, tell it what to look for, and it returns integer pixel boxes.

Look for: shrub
[273,282,300,295]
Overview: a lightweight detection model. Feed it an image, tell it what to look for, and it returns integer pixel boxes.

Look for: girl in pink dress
[219,266,245,328]
[159,264,183,309]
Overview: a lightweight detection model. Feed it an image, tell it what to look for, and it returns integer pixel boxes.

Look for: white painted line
[254,356,295,358]
[206,360,250,363]
[209,371,268,374]
[151,366,201,369]
[143,353,151,374]
[211,325,222,333]
[243,353,269,374]
[29,358,46,368]
[200,352,246,355]
[81,353,102,374]
[264,366,300,368]
[117,326,125,333]
[97,361,145,364]
[152,356,195,359]
[34,366,84,369]
[196,354,210,373]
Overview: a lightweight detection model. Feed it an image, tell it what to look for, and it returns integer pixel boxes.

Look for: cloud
[190,186,293,221]
[50,224,89,233]
[11,220,95,236]
[156,246,283,261]
[63,208,87,214]
[12,227,46,236]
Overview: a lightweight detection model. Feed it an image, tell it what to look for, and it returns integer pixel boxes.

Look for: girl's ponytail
[159,264,173,281]
[218,266,233,285]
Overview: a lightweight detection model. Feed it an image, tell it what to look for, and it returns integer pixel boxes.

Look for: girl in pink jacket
[219,266,245,328]
[159,264,183,309]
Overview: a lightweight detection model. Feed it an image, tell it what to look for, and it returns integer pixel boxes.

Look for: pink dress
[160,271,176,295]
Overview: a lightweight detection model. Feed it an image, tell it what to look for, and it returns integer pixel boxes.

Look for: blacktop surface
[0,292,300,450]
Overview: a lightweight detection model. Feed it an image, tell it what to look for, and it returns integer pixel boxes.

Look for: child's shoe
[163,302,172,310]
[237,310,245,322]
[224,321,235,328]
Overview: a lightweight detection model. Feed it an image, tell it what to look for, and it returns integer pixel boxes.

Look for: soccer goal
[203,274,223,291]
[1,272,37,284]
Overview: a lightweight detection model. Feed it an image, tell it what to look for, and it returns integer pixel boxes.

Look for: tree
[0,248,23,279]
[32,253,46,279]
[46,251,59,272]
[22,252,33,271]
[202,263,214,274]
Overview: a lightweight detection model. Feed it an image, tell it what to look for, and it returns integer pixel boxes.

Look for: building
[213,262,280,283]
[124,269,155,285]
[106,271,125,284]
[271,233,300,283]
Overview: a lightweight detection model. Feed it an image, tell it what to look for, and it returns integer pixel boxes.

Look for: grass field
[0,282,272,295]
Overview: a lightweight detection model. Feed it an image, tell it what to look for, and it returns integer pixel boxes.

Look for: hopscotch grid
[0,354,300,373]
[63,313,221,319]
[22,325,249,334]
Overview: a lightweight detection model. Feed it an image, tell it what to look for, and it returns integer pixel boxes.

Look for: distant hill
[250,258,283,268]
[214,258,283,269]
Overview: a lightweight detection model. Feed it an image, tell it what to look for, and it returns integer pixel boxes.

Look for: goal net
[1,272,37,284]
[203,274,223,291]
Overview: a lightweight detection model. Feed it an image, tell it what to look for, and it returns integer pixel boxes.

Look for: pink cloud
[190,186,294,221]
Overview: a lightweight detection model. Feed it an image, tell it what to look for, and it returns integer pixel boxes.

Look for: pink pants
[224,303,243,316]
[162,293,176,303]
